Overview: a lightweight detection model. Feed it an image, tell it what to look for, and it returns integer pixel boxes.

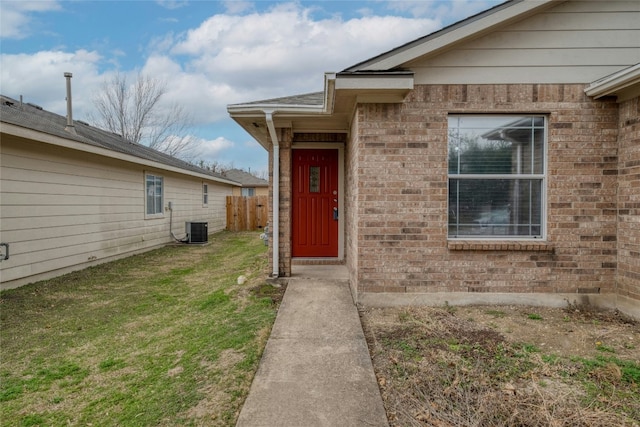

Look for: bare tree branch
[90,72,200,161]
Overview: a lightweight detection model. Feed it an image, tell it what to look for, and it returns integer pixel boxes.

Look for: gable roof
[228,1,557,147]
[1,95,238,186]
[223,169,268,187]
[342,0,556,72]
[229,0,639,148]
[235,92,325,108]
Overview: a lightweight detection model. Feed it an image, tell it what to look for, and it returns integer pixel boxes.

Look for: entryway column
[277,128,292,277]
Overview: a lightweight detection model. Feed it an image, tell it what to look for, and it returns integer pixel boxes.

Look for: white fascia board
[335,74,414,90]
[228,74,336,117]
[227,104,325,114]
[584,63,640,100]
[352,0,557,71]
[1,122,239,186]
[324,73,336,115]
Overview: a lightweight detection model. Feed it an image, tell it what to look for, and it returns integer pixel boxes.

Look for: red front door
[292,149,339,257]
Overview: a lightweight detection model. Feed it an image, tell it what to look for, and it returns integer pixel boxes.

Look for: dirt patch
[454,305,638,360]
[249,283,287,305]
[360,304,640,427]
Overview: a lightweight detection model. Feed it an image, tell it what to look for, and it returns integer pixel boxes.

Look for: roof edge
[1,122,240,186]
[584,64,640,100]
[228,74,338,115]
[343,0,559,72]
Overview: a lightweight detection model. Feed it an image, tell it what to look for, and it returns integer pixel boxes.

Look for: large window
[448,115,545,238]
[146,173,164,216]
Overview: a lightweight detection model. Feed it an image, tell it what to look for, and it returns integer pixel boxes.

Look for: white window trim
[446,115,547,241]
[203,183,209,207]
[145,172,164,219]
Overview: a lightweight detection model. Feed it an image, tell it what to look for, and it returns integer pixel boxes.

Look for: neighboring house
[1,94,240,290]
[224,168,269,197]
[228,0,640,318]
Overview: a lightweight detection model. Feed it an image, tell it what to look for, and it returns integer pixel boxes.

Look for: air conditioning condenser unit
[185,222,208,244]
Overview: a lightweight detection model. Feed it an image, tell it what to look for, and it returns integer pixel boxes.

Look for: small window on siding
[203,183,209,206]
[146,173,164,216]
[241,187,255,197]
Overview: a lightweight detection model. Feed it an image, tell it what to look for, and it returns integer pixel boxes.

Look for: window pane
[146,194,154,215]
[448,178,542,238]
[146,176,155,215]
[156,177,163,214]
[533,128,544,174]
[448,115,544,175]
[309,167,320,193]
[145,175,163,215]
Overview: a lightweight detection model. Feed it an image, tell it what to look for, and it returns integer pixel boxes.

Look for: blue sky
[1,0,502,176]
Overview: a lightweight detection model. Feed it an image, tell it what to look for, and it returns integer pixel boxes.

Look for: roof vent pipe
[64,72,76,135]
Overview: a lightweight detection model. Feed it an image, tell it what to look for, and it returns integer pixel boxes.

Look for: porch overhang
[227,71,414,149]
[585,63,640,102]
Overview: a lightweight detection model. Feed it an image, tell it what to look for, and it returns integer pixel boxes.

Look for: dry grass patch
[360,304,640,427]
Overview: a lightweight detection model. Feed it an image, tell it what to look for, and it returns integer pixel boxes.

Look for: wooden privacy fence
[226,196,268,231]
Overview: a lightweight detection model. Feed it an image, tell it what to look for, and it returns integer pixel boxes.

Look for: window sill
[448,240,554,252]
[145,214,165,220]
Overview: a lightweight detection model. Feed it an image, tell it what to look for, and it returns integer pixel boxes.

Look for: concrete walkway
[236,266,389,427]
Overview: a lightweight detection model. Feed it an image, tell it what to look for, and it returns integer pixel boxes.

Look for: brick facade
[346,113,361,298]
[267,84,637,313]
[268,128,293,277]
[617,96,640,303]
[348,84,621,298]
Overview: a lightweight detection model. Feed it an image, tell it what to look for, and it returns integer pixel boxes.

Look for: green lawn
[1,231,280,426]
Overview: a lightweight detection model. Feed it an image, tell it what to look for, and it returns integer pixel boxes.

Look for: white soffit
[585,63,640,101]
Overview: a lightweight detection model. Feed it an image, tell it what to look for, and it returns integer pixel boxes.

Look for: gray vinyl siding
[412,1,640,84]
[0,136,232,288]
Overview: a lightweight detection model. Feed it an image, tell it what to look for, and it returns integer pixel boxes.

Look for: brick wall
[267,128,293,277]
[617,96,640,303]
[353,84,620,297]
[346,114,361,299]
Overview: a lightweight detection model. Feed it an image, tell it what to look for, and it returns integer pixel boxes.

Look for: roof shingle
[1,95,237,184]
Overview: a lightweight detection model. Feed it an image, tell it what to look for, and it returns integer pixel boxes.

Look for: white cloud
[149,32,177,54]
[0,1,455,128]
[140,55,238,124]
[0,50,103,118]
[0,0,61,39]
[386,0,502,22]
[168,3,438,99]
[155,0,188,11]
[197,136,235,161]
[223,1,254,15]
[0,0,498,173]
